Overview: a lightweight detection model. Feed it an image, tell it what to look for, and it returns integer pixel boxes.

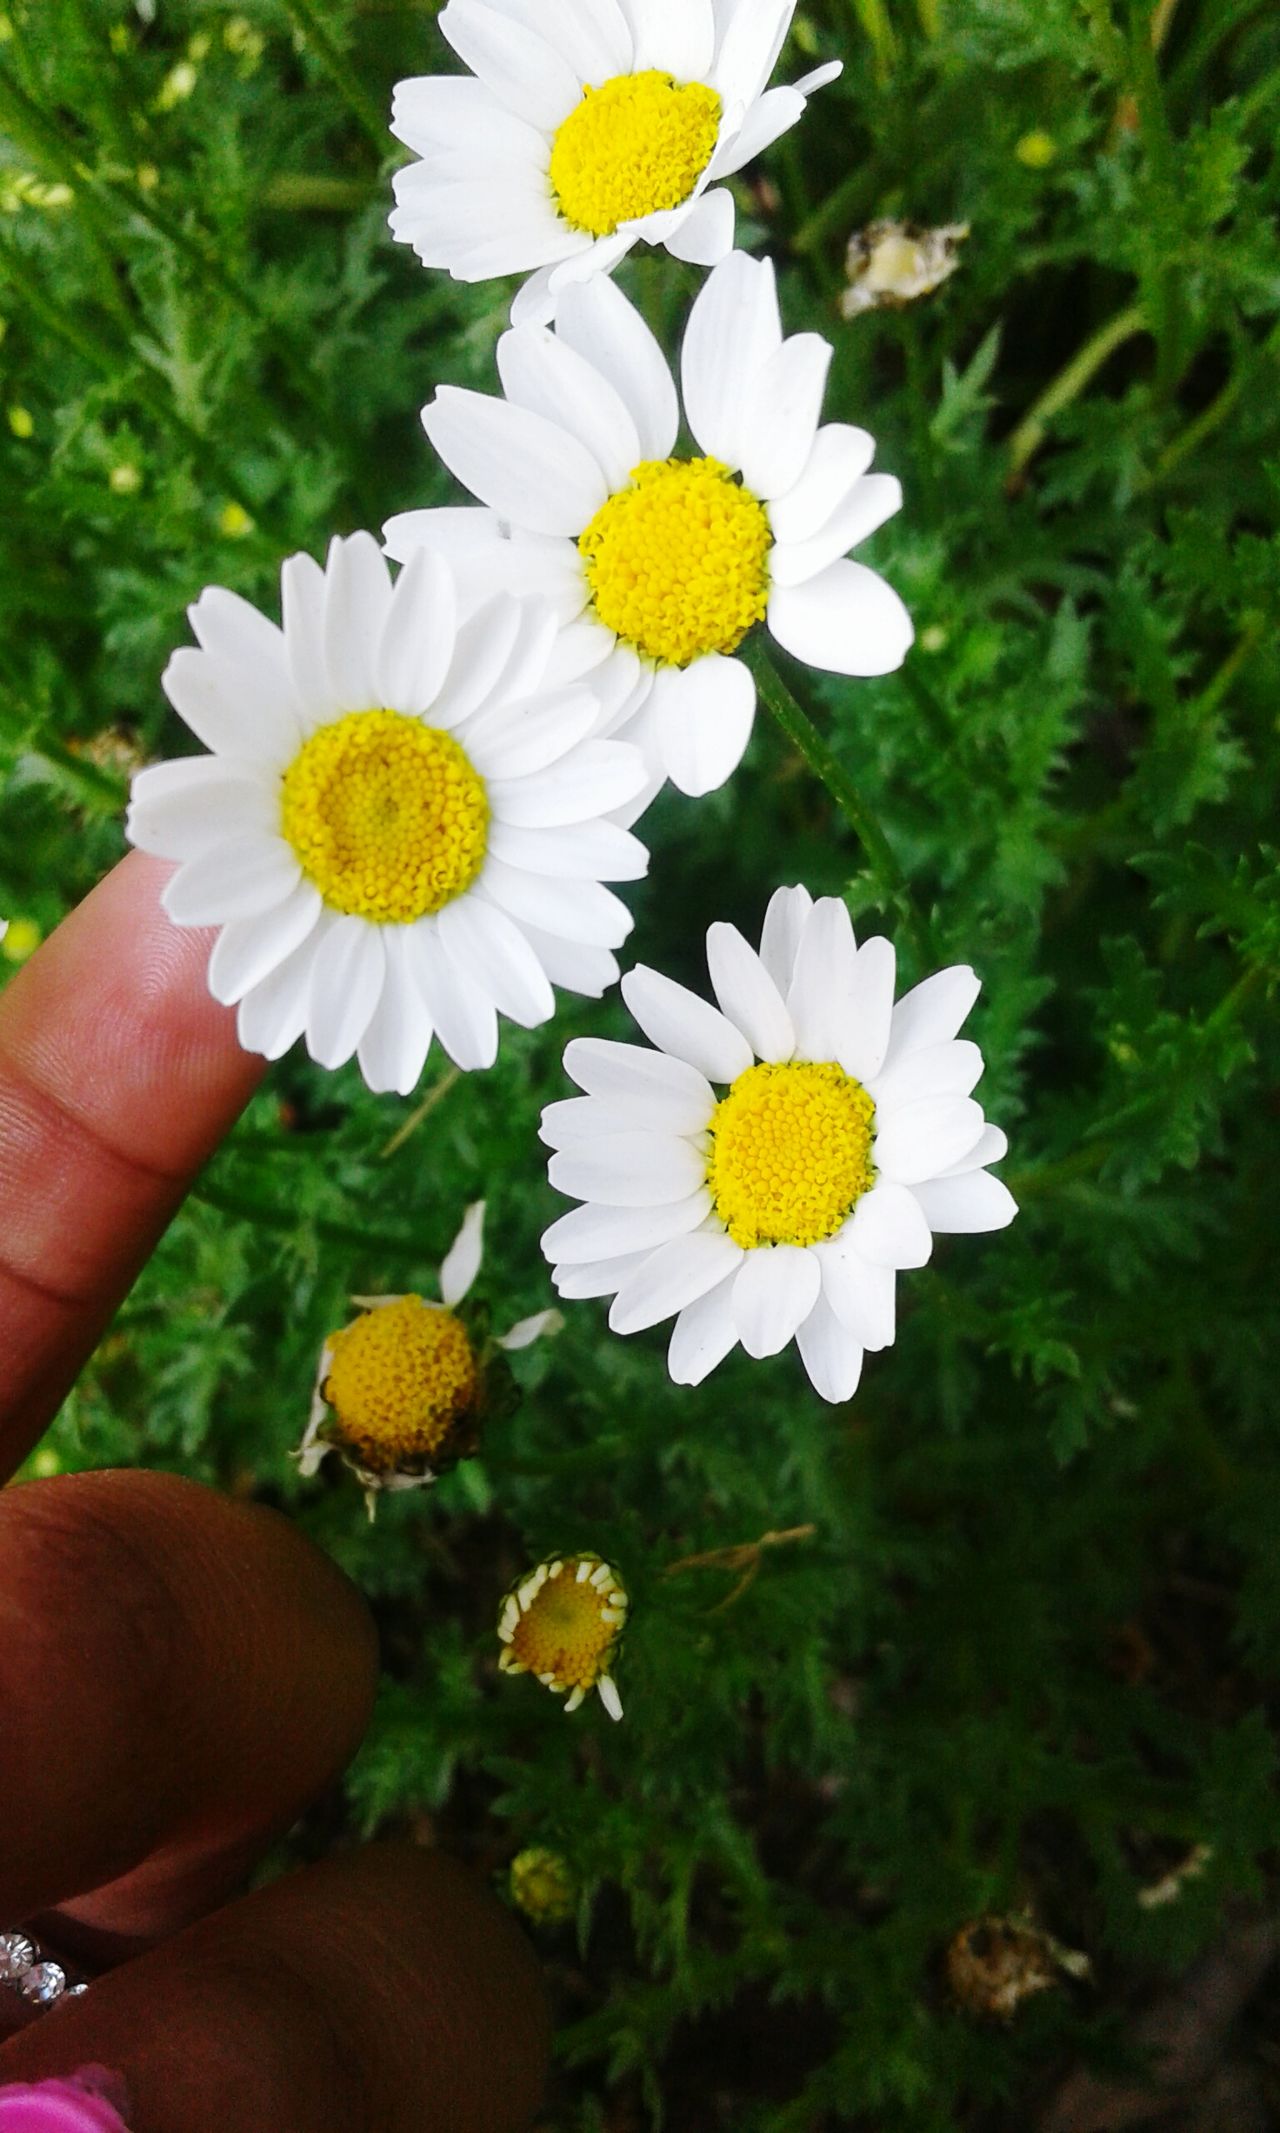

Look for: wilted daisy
[386,253,912,801]
[126,534,648,1092]
[498,1552,627,1719]
[389,0,841,325]
[541,887,1016,1403]
[297,1201,560,1513]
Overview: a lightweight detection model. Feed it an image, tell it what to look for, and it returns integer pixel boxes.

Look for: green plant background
[2,1,1279,2125]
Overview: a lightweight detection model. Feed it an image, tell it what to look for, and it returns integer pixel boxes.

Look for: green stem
[747,643,930,961]
[1007,302,1148,476]
[280,0,389,159]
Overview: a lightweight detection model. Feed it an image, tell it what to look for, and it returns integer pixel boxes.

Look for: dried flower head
[297,1202,560,1514]
[946,1912,1090,2022]
[498,1553,628,1719]
[840,219,969,319]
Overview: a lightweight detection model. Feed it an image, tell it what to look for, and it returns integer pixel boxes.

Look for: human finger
[0,1847,549,2133]
[0,852,263,1479]
[0,1471,376,1946]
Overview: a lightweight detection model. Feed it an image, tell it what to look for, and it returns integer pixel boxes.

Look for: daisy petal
[423,386,608,537]
[548,1131,708,1208]
[609,1231,743,1335]
[795,1291,864,1404]
[709,85,804,177]
[712,0,795,106]
[497,1307,562,1351]
[356,929,437,1096]
[543,1189,712,1264]
[280,551,339,725]
[706,921,794,1062]
[629,0,715,76]
[868,1039,984,1111]
[738,333,832,501]
[439,1,581,130]
[440,1199,486,1306]
[786,896,865,1068]
[883,966,981,1065]
[768,557,913,676]
[376,545,458,714]
[848,1180,933,1269]
[667,1269,740,1385]
[127,759,276,860]
[521,926,618,996]
[768,424,877,545]
[412,921,500,1070]
[938,1123,1008,1177]
[815,1236,896,1351]
[305,917,385,1069]
[651,655,756,797]
[489,740,645,826]
[162,836,301,927]
[437,898,556,1028]
[480,862,634,948]
[663,185,735,265]
[681,251,781,467]
[874,1095,985,1184]
[732,1244,821,1359]
[462,691,597,778]
[554,275,679,460]
[236,917,332,1061]
[488,818,648,881]
[563,1036,715,1119]
[911,1172,1018,1234]
[431,595,525,728]
[161,648,293,765]
[622,965,753,1084]
[553,1250,654,1299]
[323,533,394,712]
[206,881,323,1006]
[498,324,641,490]
[770,474,904,588]
[758,884,814,993]
[844,935,896,1083]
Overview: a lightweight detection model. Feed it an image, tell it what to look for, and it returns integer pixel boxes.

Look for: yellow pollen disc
[510,1559,625,1693]
[579,457,772,668]
[280,709,488,924]
[707,1061,877,1251]
[323,1297,479,1474]
[549,70,722,238]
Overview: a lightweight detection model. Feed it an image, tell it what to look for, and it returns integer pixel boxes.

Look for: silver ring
[0,1929,88,2009]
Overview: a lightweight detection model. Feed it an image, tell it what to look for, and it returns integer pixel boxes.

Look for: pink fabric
[0,2073,131,2133]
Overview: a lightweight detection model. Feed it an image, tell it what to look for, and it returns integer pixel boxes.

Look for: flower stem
[747,643,931,963]
[1006,302,1148,477]
[279,0,389,159]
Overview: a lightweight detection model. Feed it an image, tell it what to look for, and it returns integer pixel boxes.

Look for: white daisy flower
[126,534,650,1093]
[385,253,912,803]
[540,886,1017,1404]
[297,1200,561,1514]
[389,0,841,325]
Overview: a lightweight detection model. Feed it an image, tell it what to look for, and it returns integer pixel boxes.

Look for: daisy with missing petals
[386,253,912,802]
[540,887,1017,1404]
[126,534,649,1093]
[389,0,841,325]
[297,1201,560,1514]
[498,1552,628,1719]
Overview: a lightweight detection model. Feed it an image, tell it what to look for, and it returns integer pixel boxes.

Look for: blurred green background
[2,1,1279,2125]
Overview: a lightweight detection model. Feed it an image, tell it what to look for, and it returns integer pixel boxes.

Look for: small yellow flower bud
[109,463,143,496]
[509,1848,577,1926]
[218,501,255,540]
[1015,130,1057,169]
[1,917,42,963]
[7,405,34,439]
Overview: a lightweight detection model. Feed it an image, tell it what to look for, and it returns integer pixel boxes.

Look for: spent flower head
[297,1201,559,1513]
[498,1552,628,1719]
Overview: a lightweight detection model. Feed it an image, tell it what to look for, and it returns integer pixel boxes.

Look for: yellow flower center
[280,709,488,924]
[323,1296,479,1474]
[707,1061,876,1250]
[579,457,772,668]
[509,1558,625,1693]
[549,70,722,237]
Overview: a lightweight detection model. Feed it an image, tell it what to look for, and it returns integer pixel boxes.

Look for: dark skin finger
[0,1847,550,2133]
[0,1470,377,1945]
[0,852,264,1478]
